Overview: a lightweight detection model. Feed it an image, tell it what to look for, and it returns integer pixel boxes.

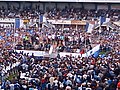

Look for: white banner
[15,44,100,58]
[0,18,15,23]
[59,44,100,57]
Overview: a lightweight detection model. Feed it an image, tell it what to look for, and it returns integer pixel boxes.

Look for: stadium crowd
[0,31,120,90]
[0,5,120,90]
[0,5,120,20]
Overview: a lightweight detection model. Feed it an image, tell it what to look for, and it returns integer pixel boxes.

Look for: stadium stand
[0,1,120,90]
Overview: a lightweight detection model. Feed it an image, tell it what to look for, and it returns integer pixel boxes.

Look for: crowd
[0,4,120,90]
[14,27,93,53]
[46,7,120,21]
[0,22,93,53]
[1,5,120,20]
[0,5,120,52]
[0,31,120,90]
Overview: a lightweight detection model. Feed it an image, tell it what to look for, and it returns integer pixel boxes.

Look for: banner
[15,50,47,56]
[15,44,100,58]
[59,44,100,58]
[71,20,86,25]
[47,20,71,24]
[0,18,15,23]
[48,20,86,25]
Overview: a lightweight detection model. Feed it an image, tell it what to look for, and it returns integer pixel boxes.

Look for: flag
[92,50,100,58]
[100,16,106,25]
[85,22,94,33]
[15,18,20,28]
[99,16,110,25]
[83,44,100,57]
[91,44,101,58]
[40,15,43,23]
[39,15,46,23]
[15,18,24,28]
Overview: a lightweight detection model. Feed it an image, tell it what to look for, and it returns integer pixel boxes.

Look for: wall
[0,2,7,9]
[1,2,120,11]
[69,3,82,8]
[8,2,19,8]
[32,3,44,10]
[56,3,69,10]
[97,4,108,9]
[45,2,56,11]
[83,4,96,9]
[20,2,31,9]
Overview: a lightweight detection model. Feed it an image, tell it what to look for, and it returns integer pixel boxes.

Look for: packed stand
[0,6,120,53]
[1,5,120,20]
[0,27,119,90]
[0,5,120,90]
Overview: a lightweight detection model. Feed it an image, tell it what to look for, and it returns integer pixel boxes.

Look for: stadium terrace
[0,1,120,90]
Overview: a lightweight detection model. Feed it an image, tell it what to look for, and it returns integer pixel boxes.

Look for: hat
[117,82,120,89]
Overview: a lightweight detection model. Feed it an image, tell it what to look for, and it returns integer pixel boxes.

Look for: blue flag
[85,22,89,32]
[100,16,106,25]
[92,50,100,58]
[40,15,43,23]
[15,18,20,28]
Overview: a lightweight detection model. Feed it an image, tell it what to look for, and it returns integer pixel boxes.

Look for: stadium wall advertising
[47,20,86,25]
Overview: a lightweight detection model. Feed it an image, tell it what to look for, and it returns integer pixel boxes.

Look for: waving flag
[15,18,20,28]
[99,16,110,25]
[92,50,100,58]
[15,18,24,28]
[83,44,100,57]
[39,15,46,23]
[100,16,106,25]
[85,22,94,33]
